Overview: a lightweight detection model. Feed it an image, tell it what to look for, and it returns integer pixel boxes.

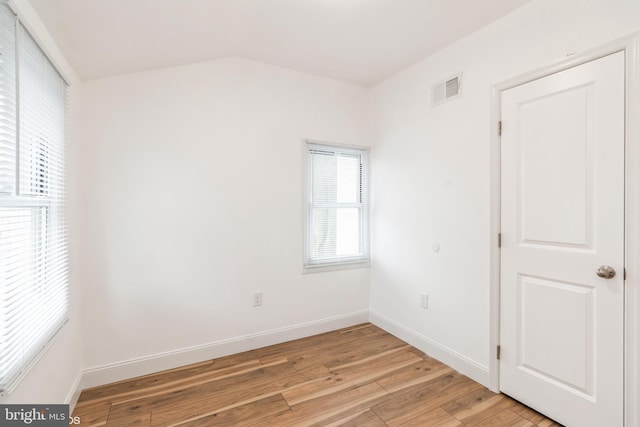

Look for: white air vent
[431,73,462,107]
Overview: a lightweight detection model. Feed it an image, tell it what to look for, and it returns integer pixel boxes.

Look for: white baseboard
[65,371,83,413]
[369,310,490,387]
[81,310,369,389]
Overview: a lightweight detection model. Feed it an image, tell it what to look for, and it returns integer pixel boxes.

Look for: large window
[0,4,68,394]
[305,141,368,269]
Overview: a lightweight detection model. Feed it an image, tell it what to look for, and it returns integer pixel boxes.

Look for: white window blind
[0,3,68,395]
[305,142,368,268]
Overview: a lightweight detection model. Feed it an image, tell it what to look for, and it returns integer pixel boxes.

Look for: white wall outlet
[253,292,263,307]
[420,292,429,309]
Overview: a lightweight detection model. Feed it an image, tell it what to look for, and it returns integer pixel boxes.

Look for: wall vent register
[432,73,462,107]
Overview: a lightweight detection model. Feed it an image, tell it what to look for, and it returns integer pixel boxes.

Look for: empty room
[1,0,639,425]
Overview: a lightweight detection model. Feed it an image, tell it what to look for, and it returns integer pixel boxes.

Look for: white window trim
[303,139,370,273]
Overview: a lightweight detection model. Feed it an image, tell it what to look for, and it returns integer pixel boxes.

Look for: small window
[305,141,369,270]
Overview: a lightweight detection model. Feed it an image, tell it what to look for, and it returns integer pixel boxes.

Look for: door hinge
[498,233,502,248]
[497,345,501,360]
[498,121,502,136]
[624,268,627,280]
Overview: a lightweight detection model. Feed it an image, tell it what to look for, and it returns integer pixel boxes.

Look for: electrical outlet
[253,292,263,307]
[420,292,429,309]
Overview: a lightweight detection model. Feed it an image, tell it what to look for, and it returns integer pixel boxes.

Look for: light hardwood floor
[73,323,561,426]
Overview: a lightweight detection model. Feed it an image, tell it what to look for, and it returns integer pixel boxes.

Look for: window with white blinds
[305,142,368,269]
[0,3,68,394]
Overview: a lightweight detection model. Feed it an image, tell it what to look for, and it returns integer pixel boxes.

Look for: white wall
[10,0,640,403]
[79,57,371,375]
[0,0,84,405]
[369,0,640,385]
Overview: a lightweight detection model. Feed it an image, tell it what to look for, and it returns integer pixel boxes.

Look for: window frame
[304,140,370,272]
[0,4,69,396]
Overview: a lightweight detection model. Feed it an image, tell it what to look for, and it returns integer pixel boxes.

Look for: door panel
[519,84,593,247]
[500,51,624,427]
[518,275,594,395]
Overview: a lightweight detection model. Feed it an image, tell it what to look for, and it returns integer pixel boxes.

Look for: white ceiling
[29,0,532,86]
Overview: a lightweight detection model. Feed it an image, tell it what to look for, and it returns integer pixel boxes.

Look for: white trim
[622,32,640,427]
[488,85,502,393]
[6,0,77,84]
[369,310,489,387]
[489,32,640,426]
[65,371,83,413]
[303,259,370,274]
[304,139,370,153]
[303,139,371,272]
[81,310,368,389]
[0,320,69,396]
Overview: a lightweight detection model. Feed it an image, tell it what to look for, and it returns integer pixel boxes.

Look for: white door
[500,51,625,427]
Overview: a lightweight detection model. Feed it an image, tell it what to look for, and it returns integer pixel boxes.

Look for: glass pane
[336,208,360,255]
[311,150,361,205]
[0,207,38,336]
[312,151,337,204]
[0,6,16,195]
[336,154,360,204]
[311,207,336,259]
[19,26,65,198]
[311,207,361,259]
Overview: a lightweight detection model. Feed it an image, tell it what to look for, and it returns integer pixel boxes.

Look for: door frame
[489,32,640,426]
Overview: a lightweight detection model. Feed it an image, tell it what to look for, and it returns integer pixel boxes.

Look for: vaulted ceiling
[29,0,532,85]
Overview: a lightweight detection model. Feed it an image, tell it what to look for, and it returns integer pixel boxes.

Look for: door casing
[489,32,640,427]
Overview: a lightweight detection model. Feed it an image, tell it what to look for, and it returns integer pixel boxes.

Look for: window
[0,4,68,394]
[305,141,369,269]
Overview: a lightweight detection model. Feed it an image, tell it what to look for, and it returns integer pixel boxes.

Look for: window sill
[303,259,370,274]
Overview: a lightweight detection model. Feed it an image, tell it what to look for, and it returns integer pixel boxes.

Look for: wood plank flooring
[73,323,561,426]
